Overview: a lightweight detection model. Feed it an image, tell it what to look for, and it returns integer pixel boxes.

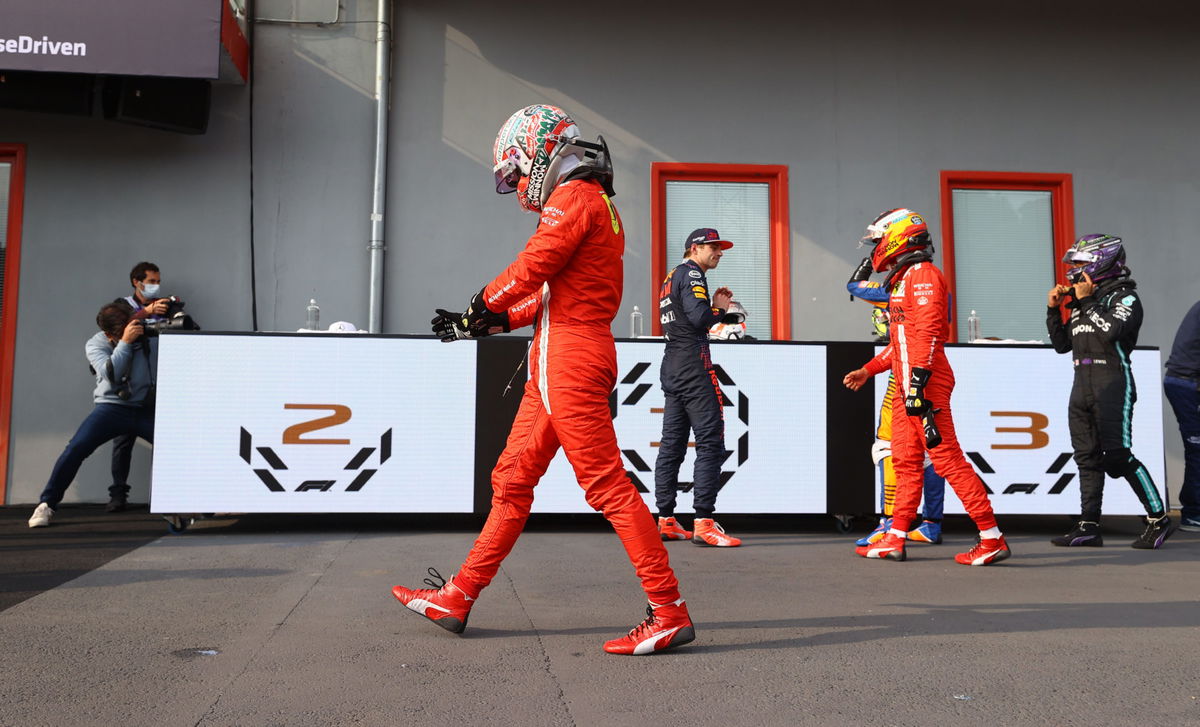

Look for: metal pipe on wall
[367,0,392,333]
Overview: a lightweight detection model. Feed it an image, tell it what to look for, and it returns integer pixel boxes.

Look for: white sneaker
[28,502,54,528]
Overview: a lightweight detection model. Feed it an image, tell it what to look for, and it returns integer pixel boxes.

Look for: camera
[143,296,200,335]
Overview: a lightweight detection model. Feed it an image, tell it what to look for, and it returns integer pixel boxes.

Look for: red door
[0,144,27,503]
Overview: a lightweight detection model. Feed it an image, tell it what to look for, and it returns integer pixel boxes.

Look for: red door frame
[650,163,791,339]
[0,144,26,504]
[939,170,1075,341]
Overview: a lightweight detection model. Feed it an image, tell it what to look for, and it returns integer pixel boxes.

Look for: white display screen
[532,341,828,513]
[150,336,1164,517]
[151,335,477,513]
[870,346,1166,516]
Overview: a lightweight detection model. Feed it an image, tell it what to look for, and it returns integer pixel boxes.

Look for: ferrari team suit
[654,259,725,519]
[1047,277,1165,521]
[861,261,998,534]
[455,177,681,605]
[1164,300,1200,526]
[847,279,946,525]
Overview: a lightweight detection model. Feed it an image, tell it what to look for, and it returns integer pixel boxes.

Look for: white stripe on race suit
[896,266,912,386]
[538,283,552,413]
[407,598,450,616]
[632,626,681,655]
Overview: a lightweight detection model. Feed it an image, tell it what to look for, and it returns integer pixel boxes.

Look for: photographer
[105,262,196,511]
[125,261,170,323]
[28,303,157,528]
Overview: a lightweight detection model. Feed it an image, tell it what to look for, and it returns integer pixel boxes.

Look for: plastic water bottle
[306,298,320,331]
[967,310,980,342]
[630,306,644,338]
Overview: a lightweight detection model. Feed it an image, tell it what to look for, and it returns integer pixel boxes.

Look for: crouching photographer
[28,302,157,528]
[106,262,198,511]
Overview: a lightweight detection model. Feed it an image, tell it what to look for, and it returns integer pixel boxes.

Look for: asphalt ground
[2,507,1199,726]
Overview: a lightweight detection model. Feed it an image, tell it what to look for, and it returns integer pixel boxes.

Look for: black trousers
[1068,365,1164,521]
[654,357,725,519]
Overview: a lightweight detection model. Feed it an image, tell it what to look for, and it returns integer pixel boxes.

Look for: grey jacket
[86,332,157,406]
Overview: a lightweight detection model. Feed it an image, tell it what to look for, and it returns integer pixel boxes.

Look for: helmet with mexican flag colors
[492,104,582,212]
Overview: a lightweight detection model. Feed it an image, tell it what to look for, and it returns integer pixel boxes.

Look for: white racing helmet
[493,104,585,212]
[709,301,748,340]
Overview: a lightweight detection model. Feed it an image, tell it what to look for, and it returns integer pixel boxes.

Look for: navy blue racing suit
[654,259,725,519]
[1164,300,1200,523]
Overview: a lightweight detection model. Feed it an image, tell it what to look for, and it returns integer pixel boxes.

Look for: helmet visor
[494,164,521,194]
[1063,248,1101,265]
[493,147,524,194]
[862,223,889,246]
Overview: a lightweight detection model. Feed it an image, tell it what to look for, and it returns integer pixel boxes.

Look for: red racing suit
[454,177,681,604]
[860,261,998,533]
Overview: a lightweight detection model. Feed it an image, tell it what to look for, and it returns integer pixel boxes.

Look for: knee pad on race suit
[1101,448,1136,478]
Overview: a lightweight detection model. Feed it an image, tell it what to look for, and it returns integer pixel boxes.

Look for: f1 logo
[967,411,1070,496]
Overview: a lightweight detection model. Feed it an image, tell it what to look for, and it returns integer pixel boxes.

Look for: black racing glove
[923,409,943,449]
[849,257,873,284]
[462,288,511,338]
[904,367,933,417]
[431,309,472,342]
[848,257,874,300]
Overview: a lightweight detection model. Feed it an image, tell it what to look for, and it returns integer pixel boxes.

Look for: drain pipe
[367,0,392,333]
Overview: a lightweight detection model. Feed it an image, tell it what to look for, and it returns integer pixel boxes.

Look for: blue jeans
[110,433,136,497]
[39,403,154,508]
[1164,375,1200,521]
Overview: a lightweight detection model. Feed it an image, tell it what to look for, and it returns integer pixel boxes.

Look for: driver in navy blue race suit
[1046,234,1172,549]
[654,228,742,547]
[1164,299,1200,532]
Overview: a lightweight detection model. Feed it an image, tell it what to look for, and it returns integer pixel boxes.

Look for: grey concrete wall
[3,0,1198,504]
[386,0,1199,501]
[250,5,376,331]
[0,85,253,505]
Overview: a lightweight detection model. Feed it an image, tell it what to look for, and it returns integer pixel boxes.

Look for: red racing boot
[855,532,907,561]
[692,518,742,547]
[954,536,1011,566]
[391,570,476,634]
[603,599,696,655]
[657,516,693,541]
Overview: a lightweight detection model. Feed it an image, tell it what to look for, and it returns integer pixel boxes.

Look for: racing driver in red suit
[391,104,693,655]
[842,209,1010,565]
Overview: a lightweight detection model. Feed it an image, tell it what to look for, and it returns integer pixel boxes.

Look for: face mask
[141,283,161,298]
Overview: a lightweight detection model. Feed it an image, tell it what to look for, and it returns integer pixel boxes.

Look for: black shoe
[1050,521,1103,547]
[1131,515,1173,549]
[106,496,128,513]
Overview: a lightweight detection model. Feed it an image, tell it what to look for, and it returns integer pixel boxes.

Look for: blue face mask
[141,283,161,299]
